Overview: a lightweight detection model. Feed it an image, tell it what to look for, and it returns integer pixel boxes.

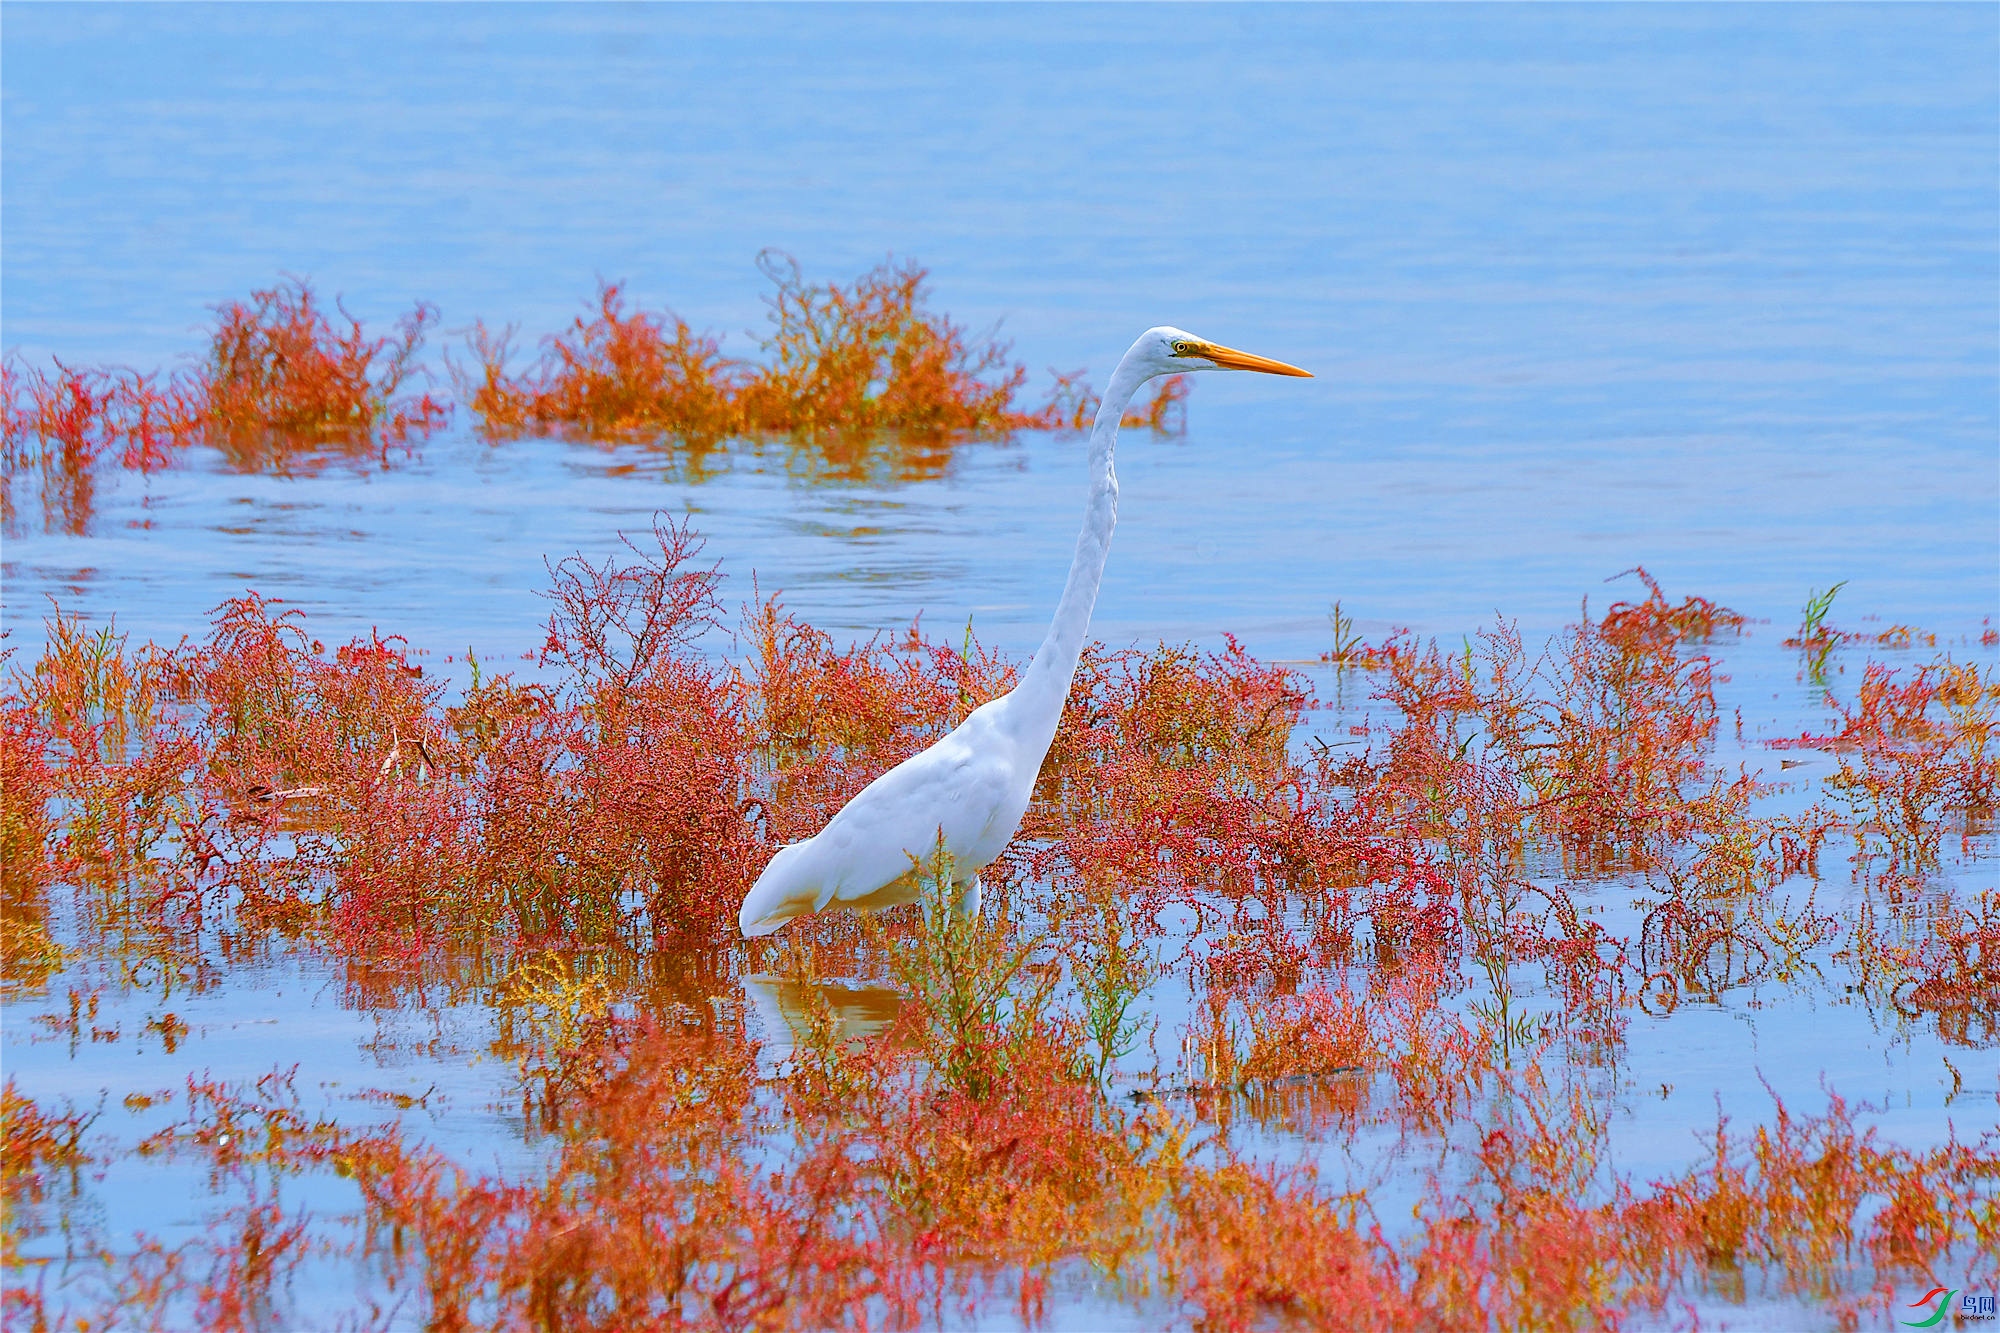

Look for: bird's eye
[1172,340,1191,355]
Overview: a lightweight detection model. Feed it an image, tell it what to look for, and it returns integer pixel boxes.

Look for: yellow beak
[1192,341,1313,377]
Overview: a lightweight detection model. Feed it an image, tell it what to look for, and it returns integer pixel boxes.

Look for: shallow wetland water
[3,6,1997,1329]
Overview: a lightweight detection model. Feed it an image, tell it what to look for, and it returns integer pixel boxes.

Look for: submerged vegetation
[3,257,1188,529]
[3,525,1995,1328]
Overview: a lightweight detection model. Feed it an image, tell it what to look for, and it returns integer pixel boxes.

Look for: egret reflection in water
[743,972,906,1056]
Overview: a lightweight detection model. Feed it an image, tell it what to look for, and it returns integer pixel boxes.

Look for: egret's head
[1135,325,1312,379]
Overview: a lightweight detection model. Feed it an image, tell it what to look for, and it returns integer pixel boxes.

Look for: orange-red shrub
[201,278,448,459]
[742,251,1026,436]
[1599,565,1746,652]
[453,283,744,442]
[1,358,203,530]
[3,280,447,530]
[1163,1162,1418,1332]
[1818,660,1998,867]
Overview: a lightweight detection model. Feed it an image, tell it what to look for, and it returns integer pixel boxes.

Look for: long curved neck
[1006,350,1155,747]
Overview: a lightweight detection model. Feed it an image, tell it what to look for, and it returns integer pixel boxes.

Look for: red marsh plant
[1,358,203,531]
[739,251,1023,437]
[0,692,67,986]
[201,277,448,461]
[1,1080,98,1215]
[5,1069,404,1332]
[1628,1090,2000,1319]
[3,279,446,530]
[1817,659,1998,869]
[453,281,745,445]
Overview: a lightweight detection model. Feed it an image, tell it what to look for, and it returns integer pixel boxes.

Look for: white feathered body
[737,693,1045,935]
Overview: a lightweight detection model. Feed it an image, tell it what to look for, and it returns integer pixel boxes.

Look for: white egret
[738,327,1311,937]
